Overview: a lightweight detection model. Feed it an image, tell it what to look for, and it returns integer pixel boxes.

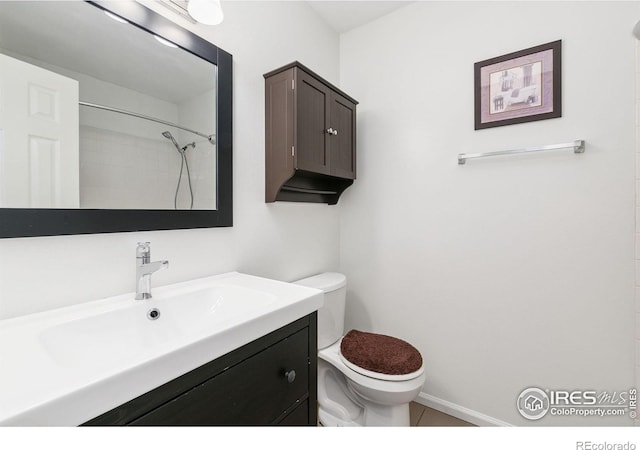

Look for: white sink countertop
[0,272,323,426]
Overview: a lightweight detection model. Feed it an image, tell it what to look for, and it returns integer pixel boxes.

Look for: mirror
[0,0,232,237]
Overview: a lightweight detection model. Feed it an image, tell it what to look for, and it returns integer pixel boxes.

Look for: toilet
[294,272,426,426]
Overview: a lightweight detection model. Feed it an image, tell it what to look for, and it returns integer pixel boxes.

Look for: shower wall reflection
[77,78,216,210]
[80,126,215,210]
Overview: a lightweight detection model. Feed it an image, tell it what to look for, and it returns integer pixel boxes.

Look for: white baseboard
[415,392,515,427]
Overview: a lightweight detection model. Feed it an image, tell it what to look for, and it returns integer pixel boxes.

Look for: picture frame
[474,40,561,130]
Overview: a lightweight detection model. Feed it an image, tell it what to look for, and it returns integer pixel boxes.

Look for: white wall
[339,1,638,426]
[0,1,341,319]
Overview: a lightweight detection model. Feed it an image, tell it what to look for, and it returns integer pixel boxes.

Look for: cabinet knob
[326,128,334,135]
[333,129,338,136]
[285,370,296,383]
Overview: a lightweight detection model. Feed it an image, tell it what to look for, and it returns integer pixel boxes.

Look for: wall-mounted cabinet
[265,62,358,205]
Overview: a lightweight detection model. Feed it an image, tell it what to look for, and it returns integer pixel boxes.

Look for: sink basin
[0,272,323,425]
[39,285,277,369]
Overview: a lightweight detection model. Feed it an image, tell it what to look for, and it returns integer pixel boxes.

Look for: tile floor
[409,402,474,426]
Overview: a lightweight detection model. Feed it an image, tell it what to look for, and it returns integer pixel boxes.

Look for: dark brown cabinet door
[296,70,356,180]
[329,92,356,179]
[296,70,330,175]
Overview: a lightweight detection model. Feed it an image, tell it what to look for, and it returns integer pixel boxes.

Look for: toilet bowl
[294,272,426,427]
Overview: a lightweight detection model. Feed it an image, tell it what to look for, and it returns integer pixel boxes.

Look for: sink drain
[147,308,161,320]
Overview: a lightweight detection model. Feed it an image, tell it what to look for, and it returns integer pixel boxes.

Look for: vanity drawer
[130,328,310,425]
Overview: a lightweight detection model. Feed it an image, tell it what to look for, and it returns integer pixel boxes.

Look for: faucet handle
[136,242,151,258]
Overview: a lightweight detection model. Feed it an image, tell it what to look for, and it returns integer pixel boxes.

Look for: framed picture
[474,40,561,130]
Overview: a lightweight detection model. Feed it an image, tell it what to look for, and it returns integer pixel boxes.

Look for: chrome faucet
[135,242,169,300]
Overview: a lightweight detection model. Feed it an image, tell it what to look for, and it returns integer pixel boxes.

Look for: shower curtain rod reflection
[79,101,215,144]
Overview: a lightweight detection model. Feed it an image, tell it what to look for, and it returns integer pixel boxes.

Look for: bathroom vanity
[84,314,317,426]
[0,272,323,426]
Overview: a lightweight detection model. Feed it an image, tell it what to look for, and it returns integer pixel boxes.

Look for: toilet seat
[340,330,423,380]
[319,339,425,387]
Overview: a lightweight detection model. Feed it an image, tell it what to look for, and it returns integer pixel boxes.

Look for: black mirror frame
[0,0,232,238]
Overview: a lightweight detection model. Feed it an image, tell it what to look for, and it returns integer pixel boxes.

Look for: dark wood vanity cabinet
[83,314,317,426]
[265,61,358,205]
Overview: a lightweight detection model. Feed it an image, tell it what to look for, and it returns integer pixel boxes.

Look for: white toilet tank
[294,272,346,349]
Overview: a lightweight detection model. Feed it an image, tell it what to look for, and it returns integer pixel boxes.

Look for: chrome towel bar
[458,140,585,165]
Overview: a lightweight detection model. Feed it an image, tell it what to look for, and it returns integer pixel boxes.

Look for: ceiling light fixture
[187,0,224,25]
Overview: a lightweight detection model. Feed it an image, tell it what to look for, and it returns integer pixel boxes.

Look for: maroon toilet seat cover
[340,329,422,376]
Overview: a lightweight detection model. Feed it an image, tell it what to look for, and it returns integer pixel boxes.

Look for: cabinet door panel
[330,93,356,179]
[130,329,309,426]
[296,70,330,175]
